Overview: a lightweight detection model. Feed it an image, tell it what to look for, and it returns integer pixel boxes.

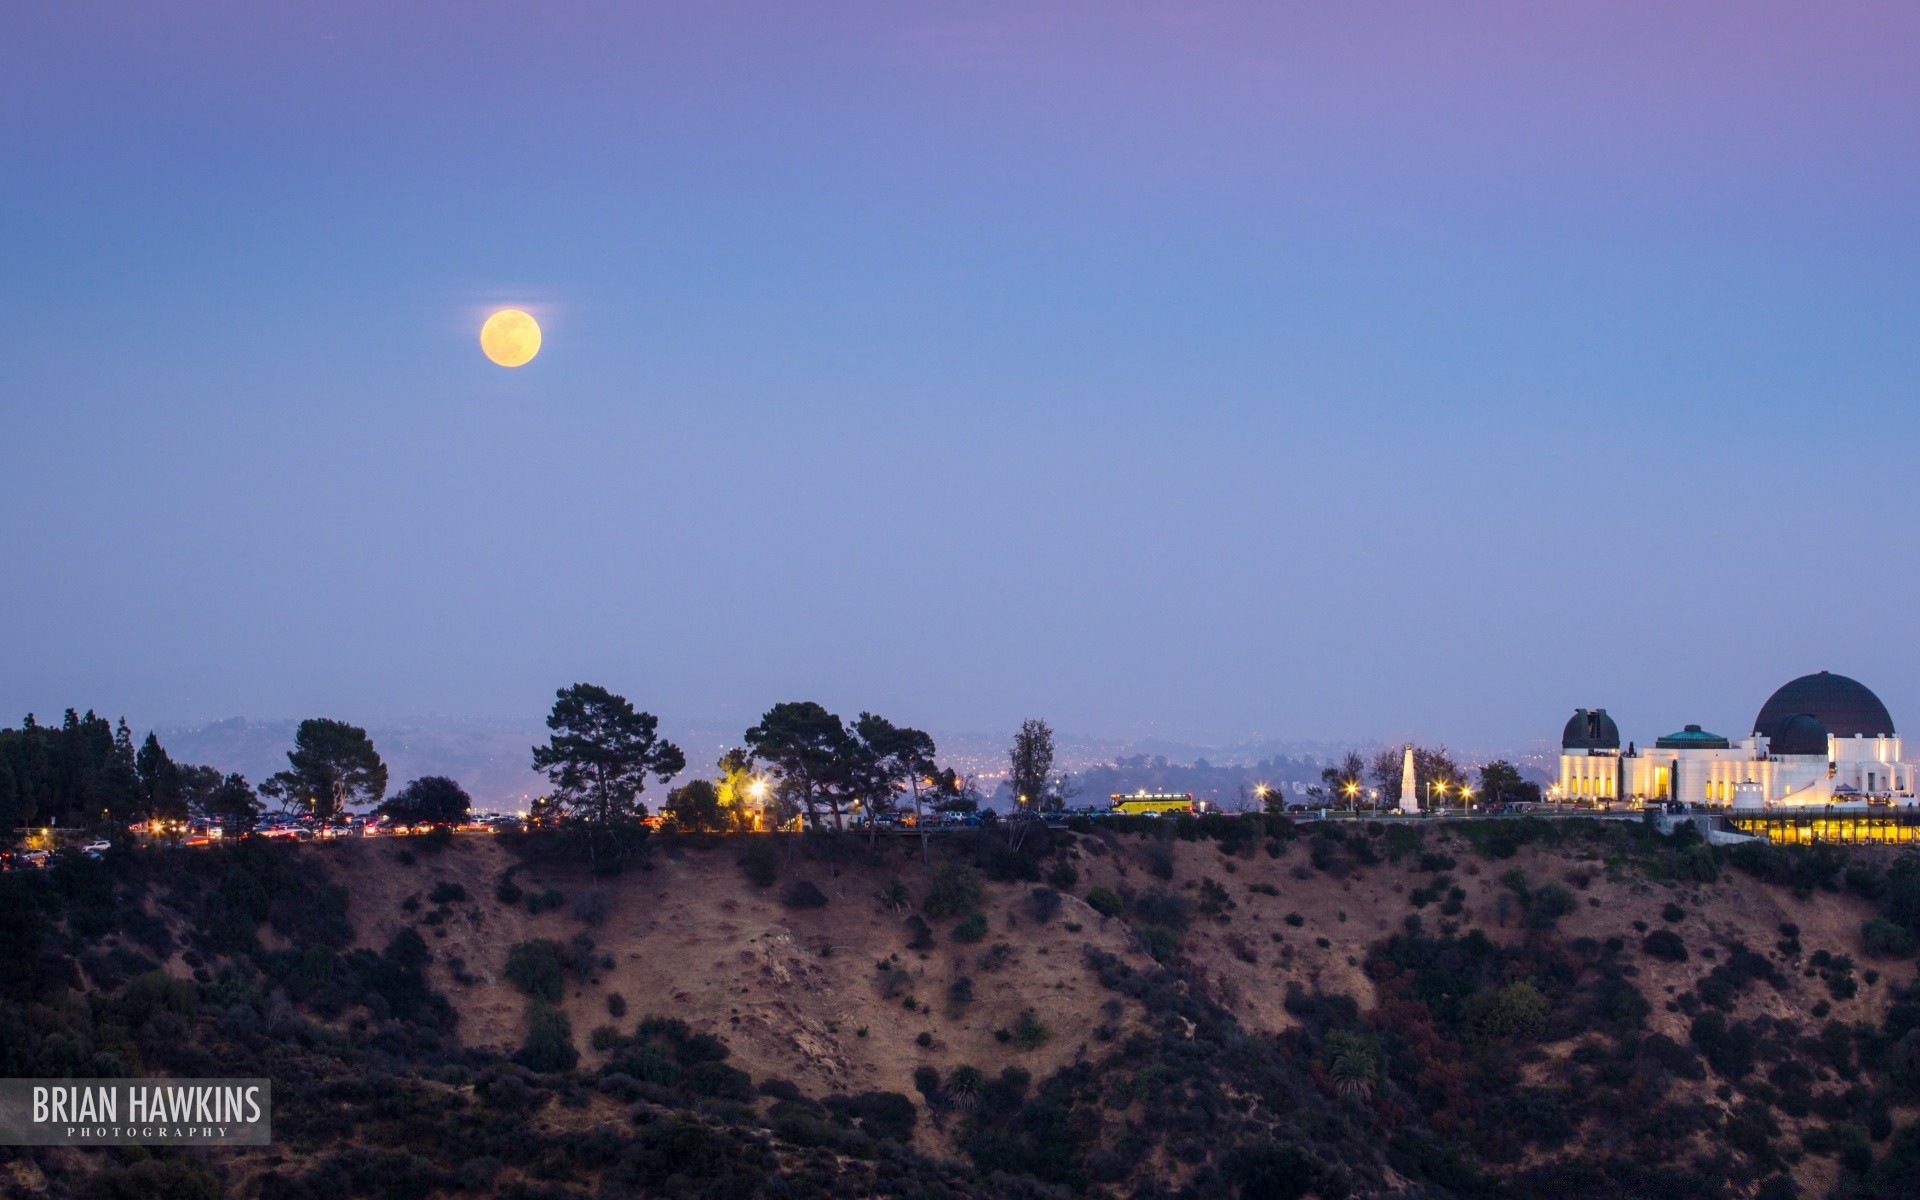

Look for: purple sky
[4,2,1917,753]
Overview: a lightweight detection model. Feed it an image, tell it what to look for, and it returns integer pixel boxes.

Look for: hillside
[6,815,1920,1199]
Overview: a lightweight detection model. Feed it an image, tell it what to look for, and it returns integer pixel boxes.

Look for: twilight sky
[3,2,1917,753]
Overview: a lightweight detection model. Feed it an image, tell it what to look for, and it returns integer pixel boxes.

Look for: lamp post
[1344,781,1360,815]
[1459,785,1473,815]
[1427,780,1448,811]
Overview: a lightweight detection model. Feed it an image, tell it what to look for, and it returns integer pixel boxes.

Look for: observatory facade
[1558,672,1914,809]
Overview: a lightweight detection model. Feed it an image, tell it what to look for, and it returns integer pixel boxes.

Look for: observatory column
[1399,745,1419,814]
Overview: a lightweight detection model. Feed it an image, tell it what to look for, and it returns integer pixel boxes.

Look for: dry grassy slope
[321,826,1920,1186]
[327,835,1159,1107]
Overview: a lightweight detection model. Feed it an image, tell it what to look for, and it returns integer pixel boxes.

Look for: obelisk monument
[1398,745,1418,814]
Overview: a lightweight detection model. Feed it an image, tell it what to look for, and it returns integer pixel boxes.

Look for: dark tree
[848,712,938,847]
[380,776,474,827]
[745,701,855,830]
[259,718,388,822]
[531,684,684,828]
[1478,759,1543,806]
[1008,718,1060,812]
[662,779,728,833]
[134,732,185,832]
[203,773,263,834]
[929,767,981,814]
[1319,751,1369,809]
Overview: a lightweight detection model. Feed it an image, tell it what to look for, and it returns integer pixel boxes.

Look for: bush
[1048,860,1079,889]
[1643,929,1689,962]
[428,881,469,905]
[686,1061,755,1100]
[1026,888,1063,924]
[924,864,984,919]
[1284,912,1305,927]
[606,992,627,1019]
[1084,886,1125,918]
[1662,901,1687,923]
[504,939,566,1003]
[517,1003,578,1072]
[1133,888,1193,930]
[117,971,198,1025]
[740,838,780,887]
[526,888,566,915]
[571,888,613,925]
[1464,980,1549,1042]
[952,912,989,943]
[495,877,524,906]
[1863,917,1916,958]
[1138,925,1181,961]
[781,880,829,908]
[833,1090,917,1141]
[1012,1010,1051,1050]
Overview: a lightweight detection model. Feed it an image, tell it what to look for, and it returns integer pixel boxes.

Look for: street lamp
[1458,785,1473,814]
[1344,781,1360,813]
[1427,780,1448,811]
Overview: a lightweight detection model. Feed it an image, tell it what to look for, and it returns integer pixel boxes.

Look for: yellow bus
[1109,791,1195,817]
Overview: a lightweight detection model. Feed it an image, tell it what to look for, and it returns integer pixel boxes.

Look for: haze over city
[6,2,1917,761]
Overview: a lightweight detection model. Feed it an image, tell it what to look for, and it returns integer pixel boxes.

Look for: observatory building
[1558,671,1914,809]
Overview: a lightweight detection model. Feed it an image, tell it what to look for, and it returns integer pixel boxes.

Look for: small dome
[1755,671,1894,741]
[1656,724,1730,750]
[1562,708,1620,751]
[1769,712,1830,757]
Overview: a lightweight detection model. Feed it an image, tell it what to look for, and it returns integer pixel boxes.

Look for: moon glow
[480,309,541,367]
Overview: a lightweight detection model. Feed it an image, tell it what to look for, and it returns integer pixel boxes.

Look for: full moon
[479,309,541,367]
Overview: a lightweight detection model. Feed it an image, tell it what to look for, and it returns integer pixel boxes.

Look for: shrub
[1012,1010,1051,1050]
[985,847,1043,883]
[1133,888,1193,930]
[495,877,524,906]
[1643,930,1689,962]
[1138,925,1181,961]
[1084,886,1125,918]
[1677,844,1719,883]
[923,864,984,919]
[952,912,989,943]
[606,992,627,1018]
[504,939,566,1003]
[833,1090,917,1141]
[1662,901,1687,923]
[740,838,780,887]
[1863,917,1915,958]
[517,1003,579,1072]
[686,1061,755,1100]
[1143,842,1176,880]
[1285,912,1305,928]
[428,881,469,905]
[1025,888,1063,924]
[571,888,613,925]
[117,971,198,1025]
[1464,980,1549,1042]
[1048,860,1079,889]
[526,888,566,915]
[781,880,829,908]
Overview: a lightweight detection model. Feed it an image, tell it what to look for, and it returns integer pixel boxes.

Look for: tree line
[1305,745,1542,810]
[7,687,1537,846]
[0,709,471,839]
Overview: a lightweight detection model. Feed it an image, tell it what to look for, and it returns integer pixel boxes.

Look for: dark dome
[1769,713,1830,757]
[1754,672,1894,742]
[1563,708,1620,751]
